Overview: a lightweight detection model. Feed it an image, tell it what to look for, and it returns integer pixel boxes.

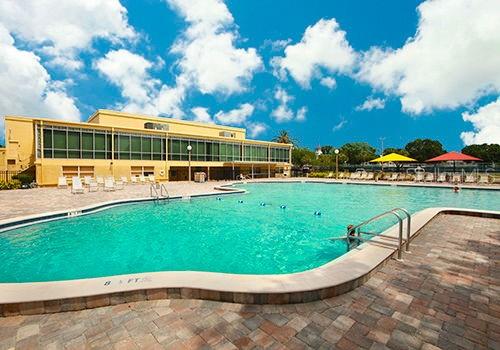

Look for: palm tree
[273,130,296,145]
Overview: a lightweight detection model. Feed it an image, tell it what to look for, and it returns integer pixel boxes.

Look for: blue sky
[1,0,499,151]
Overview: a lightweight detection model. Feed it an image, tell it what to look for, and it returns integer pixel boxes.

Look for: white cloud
[296,106,307,121]
[271,87,307,123]
[167,0,262,95]
[0,0,135,70]
[355,97,386,111]
[262,38,292,51]
[246,122,267,138]
[191,107,214,123]
[332,117,347,132]
[271,88,295,122]
[0,24,80,134]
[95,50,158,106]
[357,0,500,114]
[95,49,185,118]
[272,19,356,88]
[215,103,254,125]
[320,77,337,89]
[460,98,500,145]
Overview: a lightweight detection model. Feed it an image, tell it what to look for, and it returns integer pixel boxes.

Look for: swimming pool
[1,182,499,282]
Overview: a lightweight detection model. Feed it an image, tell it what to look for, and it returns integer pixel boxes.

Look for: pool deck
[0,214,498,349]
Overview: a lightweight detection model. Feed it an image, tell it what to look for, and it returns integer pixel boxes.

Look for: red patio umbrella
[426,151,482,172]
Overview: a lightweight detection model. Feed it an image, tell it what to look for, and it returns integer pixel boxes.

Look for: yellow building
[1,110,292,186]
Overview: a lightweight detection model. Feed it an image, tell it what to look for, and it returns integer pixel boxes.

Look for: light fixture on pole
[187,144,192,181]
[334,149,340,179]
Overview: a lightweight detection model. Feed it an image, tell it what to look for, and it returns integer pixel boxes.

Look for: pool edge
[1,205,498,316]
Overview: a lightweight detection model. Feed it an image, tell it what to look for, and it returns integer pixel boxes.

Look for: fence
[0,170,19,182]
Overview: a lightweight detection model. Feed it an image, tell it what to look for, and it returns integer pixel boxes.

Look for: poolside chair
[464,174,476,183]
[83,176,92,187]
[130,175,138,184]
[358,172,367,180]
[436,173,447,183]
[96,176,105,188]
[120,176,128,185]
[414,173,424,182]
[104,177,115,191]
[478,174,489,184]
[71,177,84,194]
[57,176,68,189]
[337,172,344,179]
[387,173,398,181]
[148,174,155,182]
[424,173,434,182]
[89,180,98,192]
[349,173,357,180]
[451,174,462,183]
[115,179,124,190]
[366,172,374,180]
[139,175,146,184]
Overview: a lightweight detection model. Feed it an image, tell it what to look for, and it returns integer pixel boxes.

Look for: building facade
[1,110,292,186]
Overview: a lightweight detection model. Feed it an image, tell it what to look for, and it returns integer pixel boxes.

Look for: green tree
[462,144,500,163]
[320,145,334,155]
[340,142,377,164]
[404,139,445,162]
[272,130,295,145]
[383,147,410,157]
[291,147,316,167]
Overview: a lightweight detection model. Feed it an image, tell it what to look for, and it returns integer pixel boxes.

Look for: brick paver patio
[0,213,499,350]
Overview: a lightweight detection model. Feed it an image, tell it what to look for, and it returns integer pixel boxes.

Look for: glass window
[68,131,80,150]
[82,132,93,150]
[53,130,66,149]
[95,133,106,151]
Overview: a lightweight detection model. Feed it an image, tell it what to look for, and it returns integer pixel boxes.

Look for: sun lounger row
[330,171,492,184]
[58,174,156,189]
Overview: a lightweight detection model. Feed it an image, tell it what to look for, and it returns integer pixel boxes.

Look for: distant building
[1,110,292,185]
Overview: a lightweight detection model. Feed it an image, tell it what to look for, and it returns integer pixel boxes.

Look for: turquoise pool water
[1,182,499,282]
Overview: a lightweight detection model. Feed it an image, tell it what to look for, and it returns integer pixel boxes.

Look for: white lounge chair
[83,176,92,187]
[96,176,105,188]
[414,173,424,182]
[366,172,374,180]
[130,175,138,184]
[104,177,115,191]
[120,176,128,185]
[57,176,68,189]
[451,174,462,183]
[437,173,447,183]
[349,173,357,180]
[148,174,155,182]
[424,173,434,182]
[71,177,84,194]
[115,179,124,190]
[359,172,367,180]
[464,174,476,183]
[89,181,98,192]
[478,174,489,184]
[139,175,146,184]
[387,173,398,181]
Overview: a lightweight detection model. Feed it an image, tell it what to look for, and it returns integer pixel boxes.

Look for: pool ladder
[150,183,170,203]
[340,208,411,260]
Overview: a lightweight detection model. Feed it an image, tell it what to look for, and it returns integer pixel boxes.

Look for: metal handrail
[160,184,170,201]
[346,208,411,260]
[150,183,160,200]
[392,208,411,252]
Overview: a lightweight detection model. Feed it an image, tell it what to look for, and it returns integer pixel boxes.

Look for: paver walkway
[0,181,231,221]
[0,214,498,349]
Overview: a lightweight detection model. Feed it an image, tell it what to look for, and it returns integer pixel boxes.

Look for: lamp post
[187,144,192,181]
[334,149,340,179]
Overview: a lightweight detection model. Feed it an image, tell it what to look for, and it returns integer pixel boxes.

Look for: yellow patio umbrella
[370,152,417,163]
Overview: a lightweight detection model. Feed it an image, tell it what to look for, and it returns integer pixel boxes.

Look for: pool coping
[0,182,499,316]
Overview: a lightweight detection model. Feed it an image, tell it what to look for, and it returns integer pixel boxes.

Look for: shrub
[12,173,34,186]
[0,179,22,190]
